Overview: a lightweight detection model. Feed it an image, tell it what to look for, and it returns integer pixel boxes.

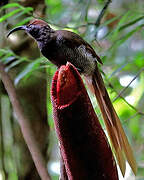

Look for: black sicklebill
[7,19,137,176]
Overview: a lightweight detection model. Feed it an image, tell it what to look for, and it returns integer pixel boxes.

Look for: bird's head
[7,19,54,41]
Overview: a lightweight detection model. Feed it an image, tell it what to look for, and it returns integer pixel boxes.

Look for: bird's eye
[33,28,39,35]
[28,25,40,38]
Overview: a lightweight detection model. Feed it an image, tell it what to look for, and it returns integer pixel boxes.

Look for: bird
[7,19,137,176]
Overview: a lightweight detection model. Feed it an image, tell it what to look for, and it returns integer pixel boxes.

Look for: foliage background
[0,0,144,179]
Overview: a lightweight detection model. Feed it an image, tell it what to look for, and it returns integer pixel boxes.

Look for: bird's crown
[28,19,48,27]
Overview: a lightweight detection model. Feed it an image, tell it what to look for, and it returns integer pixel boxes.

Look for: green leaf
[0,3,33,12]
[0,3,21,11]
[119,15,144,31]
[109,63,128,78]
[5,59,25,72]
[15,17,33,27]
[22,7,33,12]
[0,49,11,55]
[14,58,42,85]
[2,56,16,64]
[45,0,61,6]
[10,8,33,21]
[134,52,144,68]
[1,53,15,64]
[0,9,21,23]
[112,11,131,40]
[100,14,122,28]
[0,50,4,57]
[111,25,143,49]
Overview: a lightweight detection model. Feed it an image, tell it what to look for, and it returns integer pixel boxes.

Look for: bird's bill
[7,26,27,37]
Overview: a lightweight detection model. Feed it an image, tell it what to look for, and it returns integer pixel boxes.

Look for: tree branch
[0,62,51,180]
[113,67,144,102]
[95,0,112,27]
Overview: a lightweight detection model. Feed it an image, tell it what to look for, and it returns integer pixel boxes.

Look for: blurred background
[0,0,144,179]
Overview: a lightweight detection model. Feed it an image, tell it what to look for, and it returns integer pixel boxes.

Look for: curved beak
[7,25,27,38]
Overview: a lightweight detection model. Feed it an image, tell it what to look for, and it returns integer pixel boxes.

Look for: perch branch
[0,62,51,180]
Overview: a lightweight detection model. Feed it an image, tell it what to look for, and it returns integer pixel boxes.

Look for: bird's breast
[40,41,96,75]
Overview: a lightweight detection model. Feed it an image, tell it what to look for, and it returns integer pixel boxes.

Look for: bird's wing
[56,30,103,64]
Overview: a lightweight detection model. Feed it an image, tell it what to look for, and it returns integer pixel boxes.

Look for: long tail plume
[87,64,137,176]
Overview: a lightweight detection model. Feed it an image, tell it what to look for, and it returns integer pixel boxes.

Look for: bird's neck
[37,38,48,50]
[36,27,54,49]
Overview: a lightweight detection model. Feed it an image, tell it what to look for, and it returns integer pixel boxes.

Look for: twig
[95,0,112,27]
[105,68,144,116]
[113,67,144,102]
[107,83,144,116]
[0,62,51,180]
[45,1,111,30]
[115,91,144,116]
